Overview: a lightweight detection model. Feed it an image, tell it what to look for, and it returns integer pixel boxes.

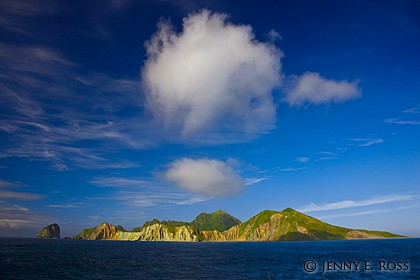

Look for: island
[56,208,403,241]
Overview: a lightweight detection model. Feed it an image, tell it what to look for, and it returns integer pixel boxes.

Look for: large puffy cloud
[284,72,361,106]
[164,158,245,197]
[142,10,281,138]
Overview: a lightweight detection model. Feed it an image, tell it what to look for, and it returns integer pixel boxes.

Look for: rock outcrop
[36,223,60,239]
[73,222,120,240]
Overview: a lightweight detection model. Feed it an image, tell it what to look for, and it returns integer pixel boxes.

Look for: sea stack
[36,223,60,239]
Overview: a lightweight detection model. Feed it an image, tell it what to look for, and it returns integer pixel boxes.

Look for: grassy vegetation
[132,219,189,233]
[116,225,126,232]
[191,210,241,231]
[238,210,277,235]
[73,226,96,239]
[358,230,405,238]
[282,208,350,239]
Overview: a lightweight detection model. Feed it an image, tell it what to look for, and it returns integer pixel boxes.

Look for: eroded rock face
[136,224,201,241]
[74,222,120,240]
[36,223,60,239]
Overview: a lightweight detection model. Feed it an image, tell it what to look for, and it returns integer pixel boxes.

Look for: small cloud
[91,177,155,188]
[318,151,337,156]
[267,29,282,41]
[403,108,420,114]
[284,72,361,106]
[175,196,210,205]
[276,167,308,172]
[315,157,337,161]
[164,158,245,197]
[350,138,384,147]
[385,118,420,125]
[46,203,85,209]
[295,156,309,163]
[245,177,269,186]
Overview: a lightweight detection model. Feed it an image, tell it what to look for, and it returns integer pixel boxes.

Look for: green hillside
[191,210,241,231]
[236,208,404,241]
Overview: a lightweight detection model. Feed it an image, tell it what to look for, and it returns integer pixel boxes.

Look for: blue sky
[0,0,419,238]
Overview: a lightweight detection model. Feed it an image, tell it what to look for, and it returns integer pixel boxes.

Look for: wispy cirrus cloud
[0,0,61,34]
[0,180,43,201]
[403,107,420,114]
[349,138,384,147]
[91,177,157,188]
[105,190,210,207]
[317,204,420,220]
[0,190,43,200]
[315,156,337,161]
[385,118,420,125]
[384,107,420,125]
[46,203,86,209]
[275,167,309,172]
[0,201,53,236]
[91,175,210,207]
[0,41,150,170]
[298,194,415,213]
[245,177,269,186]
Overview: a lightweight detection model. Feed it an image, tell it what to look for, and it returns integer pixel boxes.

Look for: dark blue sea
[0,238,419,279]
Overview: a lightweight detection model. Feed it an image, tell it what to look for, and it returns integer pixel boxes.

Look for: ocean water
[0,238,419,279]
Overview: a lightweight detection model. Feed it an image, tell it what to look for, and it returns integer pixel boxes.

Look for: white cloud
[315,157,337,161]
[284,72,361,106]
[350,138,384,147]
[142,10,281,138]
[46,203,86,209]
[276,167,309,172]
[245,177,269,186]
[91,177,155,188]
[385,118,420,125]
[403,108,420,114]
[298,194,414,213]
[165,158,245,197]
[295,156,309,163]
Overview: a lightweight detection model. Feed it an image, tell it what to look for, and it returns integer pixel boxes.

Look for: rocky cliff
[36,223,60,239]
[135,223,201,241]
[73,222,120,240]
[74,222,201,241]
